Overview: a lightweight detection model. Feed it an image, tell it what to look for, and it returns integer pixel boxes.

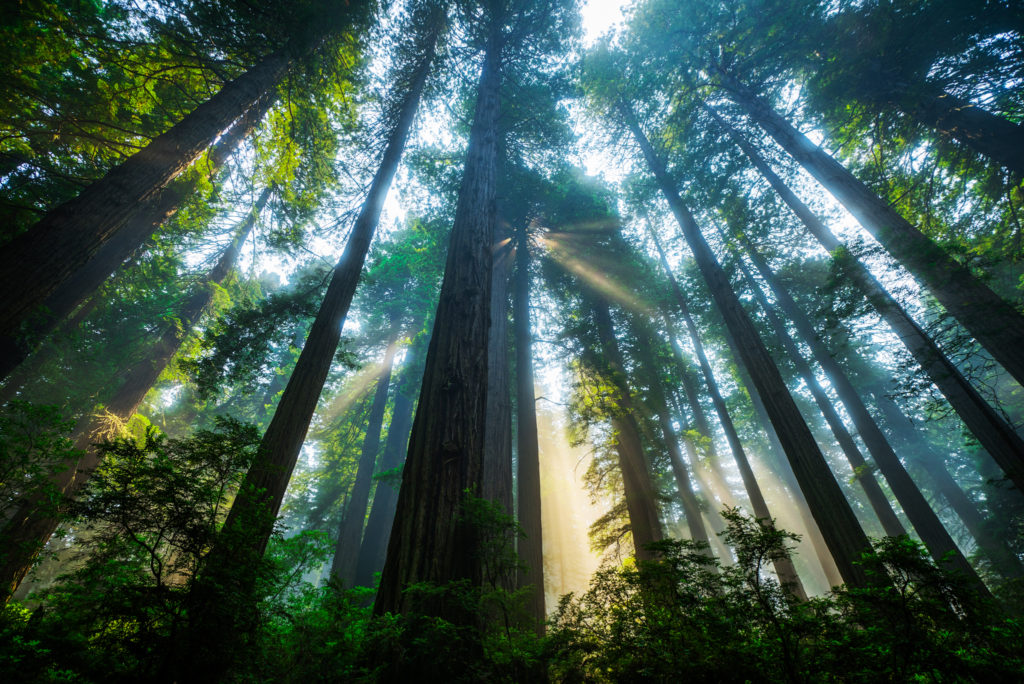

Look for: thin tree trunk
[0,51,292,345]
[375,25,500,619]
[716,76,1024,389]
[900,87,1024,177]
[730,239,990,594]
[623,103,873,590]
[870,388,1024,579]
[720,316,846,589]
[0,191,267,601]
[330,334,399,586]
[513,227,544,627]
[0,93,277,382]
[214,32,439,573]
[590,298,664,561]
[707,105,1024,493]
[354,344,423,589]
[483,237,513,515]
[644,229,807,597]
[730,249,906,536]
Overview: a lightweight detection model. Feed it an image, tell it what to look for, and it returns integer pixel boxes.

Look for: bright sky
[580,0,628,45]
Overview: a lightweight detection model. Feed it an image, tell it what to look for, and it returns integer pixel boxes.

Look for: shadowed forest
[2,0,1024,681]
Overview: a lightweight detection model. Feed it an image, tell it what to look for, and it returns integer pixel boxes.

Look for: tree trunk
[590,298,664,561]
[707,106,1024,493]
[330,334,399,587]
[623,103,874,590]
[730,249,907,536]
[375,26,500,619]
[483,237,513,515]
[717,76,1024,389]
[214,32,438,573]
[870,388,1024,579]
[731,232,990,593]
[354,344,423,589]
[0,191,267,601]
[514,227,545,627]
[901,87,1024,177]
[644,228,807,597]
[0,93,278,383]
[0,51,292,345]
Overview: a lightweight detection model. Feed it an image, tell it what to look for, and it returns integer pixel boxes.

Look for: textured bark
[728,248,906,537]
[623,104,873,590]
[215,35,438,569]
[0,93,277,383]
[645,229,806,597]
[901,87,1024,177]
[330,336,399,586]
[718,77,1024,389]
[0,51,291,345]
[513,229,544,626]
[375,29,501,618]
[732,235,989,594]
[709,107,1024,492]
[483,238,513,515]
[354,349,422,589]
[0,192,266,601]
[590,298,664,561]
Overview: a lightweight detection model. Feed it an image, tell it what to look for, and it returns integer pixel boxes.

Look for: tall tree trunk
[354,343,424,588]
[590,298,664,561]
[514,227,544,627]
[0,93,278,382]
[718,314,846,589]
[727,247,907,537]
[0,191,267,601]
[716,76,1024,389]
[623,103,874,590]
[707,105,1024,492]
[212,32,439,574]
[0,51,292,345]
[870,388,1024,579]
[483,237,513,515]
[646,360,711,549]
[330,334,399,586]
[729,237,990,594]
[898,86,1024,177]
[644,228,806,597]
[375,26,501,619]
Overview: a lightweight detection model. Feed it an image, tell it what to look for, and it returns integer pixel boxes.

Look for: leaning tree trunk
[211,31,439,576]
[644,229,806,598]
[897,86,1024,177]
[375,27,501,619]
[726,246,906,538]
[354,342,424,588]
[513,227,545,627]
[590,297,664,561]
[716,75,1024,390]
[622,103,875,590]
[0,51,292,347]
[483,236,513,516]
[869,388,1024,579]
[729,237,990,595]
[0,93,278,382]
[330,332,400,587]
[707,106,1024,493]
[0,191,267,601]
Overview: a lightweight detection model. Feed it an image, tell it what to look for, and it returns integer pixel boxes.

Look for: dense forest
[1,0,1023,681]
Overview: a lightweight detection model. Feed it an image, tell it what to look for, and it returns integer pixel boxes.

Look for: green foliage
[0,402,81,524]
[547,511,1024,683]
